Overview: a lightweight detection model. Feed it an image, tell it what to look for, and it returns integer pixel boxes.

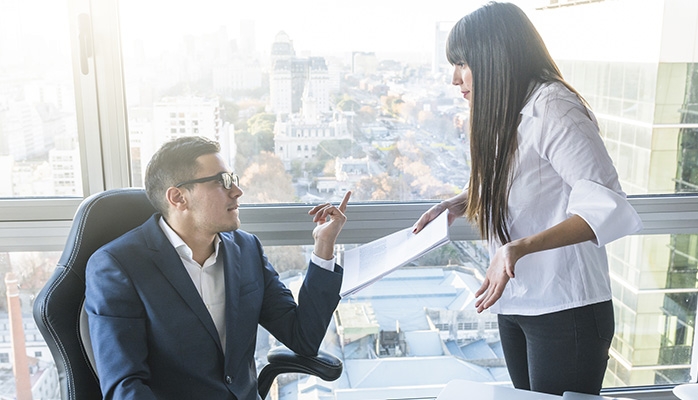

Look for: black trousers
[497,300,614,396]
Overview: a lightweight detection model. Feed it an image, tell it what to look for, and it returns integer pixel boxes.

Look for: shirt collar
[520,81,545,118]
[157,216,221,261]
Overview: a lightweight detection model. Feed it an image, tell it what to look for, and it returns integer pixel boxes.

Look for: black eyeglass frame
[174,172,240,190]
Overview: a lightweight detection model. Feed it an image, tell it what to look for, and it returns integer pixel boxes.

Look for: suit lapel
[219,233,241,359]
[142,216,223,351]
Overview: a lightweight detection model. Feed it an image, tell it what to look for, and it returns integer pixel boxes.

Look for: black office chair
[32,188,342,400]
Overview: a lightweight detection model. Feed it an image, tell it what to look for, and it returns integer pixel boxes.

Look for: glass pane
[120,0,698,204]
[256,235,698,398]
[0,251,61,398]
[118,0,471,204]
[0,0,83,198]
[539,2,698,196]
[15,238,697,397]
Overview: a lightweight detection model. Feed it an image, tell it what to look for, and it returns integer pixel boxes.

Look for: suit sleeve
[254,235,343,356]
[85,249,157,400]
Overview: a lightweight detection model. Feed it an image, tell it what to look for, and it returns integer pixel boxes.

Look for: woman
[413,2,642,395]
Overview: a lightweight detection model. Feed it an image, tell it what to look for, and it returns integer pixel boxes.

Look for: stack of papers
[340,211,451,297]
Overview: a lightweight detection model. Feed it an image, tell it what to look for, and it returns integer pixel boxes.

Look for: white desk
[436,380,562,400]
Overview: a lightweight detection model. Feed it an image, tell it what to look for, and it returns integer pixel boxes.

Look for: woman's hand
[474,241,523,313]
[413,192,467,234]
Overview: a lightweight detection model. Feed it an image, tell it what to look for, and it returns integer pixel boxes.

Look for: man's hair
[144,136,221,215]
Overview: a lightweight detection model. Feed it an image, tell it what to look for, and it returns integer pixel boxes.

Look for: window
[0,0,697,398]
[0,0,83,198]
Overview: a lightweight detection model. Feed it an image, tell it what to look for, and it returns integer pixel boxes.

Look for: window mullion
[89,0,132,191]
[67,0,106,195]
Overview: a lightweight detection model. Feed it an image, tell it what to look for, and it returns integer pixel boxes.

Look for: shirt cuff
[566,179,643,247]
[311,252,336,271]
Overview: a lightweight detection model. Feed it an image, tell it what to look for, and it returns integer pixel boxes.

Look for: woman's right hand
[413,194,465,234]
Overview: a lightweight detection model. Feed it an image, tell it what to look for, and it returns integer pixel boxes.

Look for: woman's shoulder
[522,80,588,120]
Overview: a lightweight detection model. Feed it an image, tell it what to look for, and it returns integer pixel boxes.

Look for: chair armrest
[257,346,343,398]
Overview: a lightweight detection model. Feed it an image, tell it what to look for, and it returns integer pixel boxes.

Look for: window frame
[0,0,696,396]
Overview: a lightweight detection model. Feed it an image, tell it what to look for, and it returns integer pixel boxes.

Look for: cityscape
[0,0,697,399]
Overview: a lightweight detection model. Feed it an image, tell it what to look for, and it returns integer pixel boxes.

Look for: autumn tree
[352,173,404,201]
[387,132,459,200]
[11,252,58,295]
[356,105,377,125]
[239,151,295,203]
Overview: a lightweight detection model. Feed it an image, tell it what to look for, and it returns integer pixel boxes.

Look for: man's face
[180,153,243,236]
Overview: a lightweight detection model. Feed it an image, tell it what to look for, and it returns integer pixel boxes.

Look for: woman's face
[452,63,473,105]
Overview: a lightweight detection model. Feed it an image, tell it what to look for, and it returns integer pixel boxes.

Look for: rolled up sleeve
[567,179,643,247]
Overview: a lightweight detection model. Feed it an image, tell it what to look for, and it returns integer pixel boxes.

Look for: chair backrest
[33,188,156,400]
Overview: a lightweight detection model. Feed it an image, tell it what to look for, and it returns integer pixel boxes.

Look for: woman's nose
[452,68,461,86]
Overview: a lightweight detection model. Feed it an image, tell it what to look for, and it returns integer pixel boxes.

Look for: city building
[351,52,378,76]
[276,266,505,399]
[48,135,81,196]
[432,21,455,76]
[212,56,263,96]
[2,0,698,398]
[270,54,331,115]
[273,83,351,169]
[535,0,698,386]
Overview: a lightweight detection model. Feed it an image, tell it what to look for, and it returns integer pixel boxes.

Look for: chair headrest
[58,188,156,280]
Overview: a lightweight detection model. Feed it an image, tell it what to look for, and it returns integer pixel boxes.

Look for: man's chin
[226,220,241,232]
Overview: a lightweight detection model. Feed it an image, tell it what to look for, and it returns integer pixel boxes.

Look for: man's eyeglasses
[174,172,240,190]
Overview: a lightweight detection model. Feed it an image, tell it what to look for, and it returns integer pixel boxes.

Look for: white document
[340,211,450,297]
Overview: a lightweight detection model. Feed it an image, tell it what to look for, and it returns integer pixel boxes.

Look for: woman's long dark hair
[446,1,584,244]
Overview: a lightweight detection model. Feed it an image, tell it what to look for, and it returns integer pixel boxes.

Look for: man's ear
[165,186,188,211]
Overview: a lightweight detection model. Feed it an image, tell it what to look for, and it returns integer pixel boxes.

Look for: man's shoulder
[96,216,158,255]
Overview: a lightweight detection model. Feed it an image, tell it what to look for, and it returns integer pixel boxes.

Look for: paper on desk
[340,210,450,297]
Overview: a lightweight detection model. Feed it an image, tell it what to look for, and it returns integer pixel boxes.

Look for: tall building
[49,134,81,196]
[351,51,378,75]
[147,96,222,168]
[0,101,44,161]
[269,32,330,115]
[535,0,698,386]
[269,31,295,71]
[432,21,455,75]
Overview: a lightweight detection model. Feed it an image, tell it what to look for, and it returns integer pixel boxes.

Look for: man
[85,136,350,400]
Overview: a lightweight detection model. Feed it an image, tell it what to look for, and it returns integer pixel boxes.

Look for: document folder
[340,210,450,297]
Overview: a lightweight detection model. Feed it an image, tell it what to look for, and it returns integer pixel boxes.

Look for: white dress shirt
[488,81,643,316]
[158,217,336,349]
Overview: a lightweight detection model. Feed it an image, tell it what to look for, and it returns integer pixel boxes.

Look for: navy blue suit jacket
[85,215,343,400]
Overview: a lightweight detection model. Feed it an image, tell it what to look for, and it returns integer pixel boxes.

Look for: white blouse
[487,81,643,316]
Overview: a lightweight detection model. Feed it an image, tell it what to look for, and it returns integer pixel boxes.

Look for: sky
[118,0,539,59]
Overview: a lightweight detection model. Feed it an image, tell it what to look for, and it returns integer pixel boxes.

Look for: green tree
[235,112,277,172]
[336,98,361,112]
[247,113,276,153]
[220,100,239,124]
